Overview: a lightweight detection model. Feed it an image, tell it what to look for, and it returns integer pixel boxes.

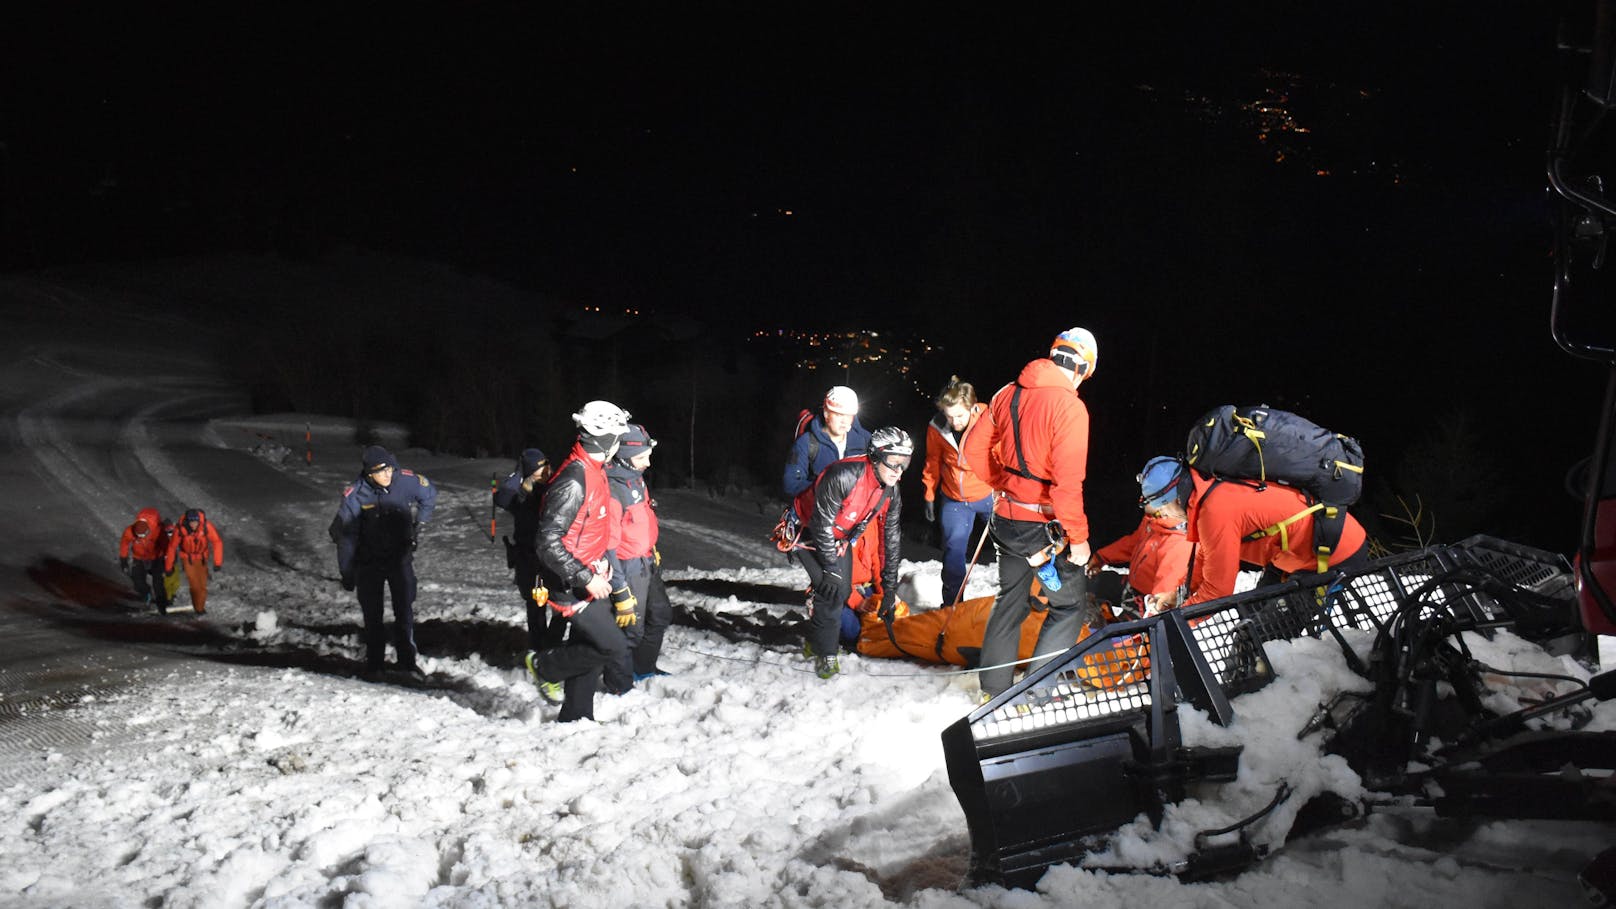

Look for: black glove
[924,500,936,523]
[813,571,845,600]
[876,596,897,622]
[341,573,355,592]
[119,556,130,572]
[213,564,224,575]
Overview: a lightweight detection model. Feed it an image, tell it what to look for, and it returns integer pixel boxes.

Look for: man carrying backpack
[962,327,1100,701]
[782,385,871,497]
[1180,466,1369,606]
[164,508,223,615]
[1176,404,1369,607]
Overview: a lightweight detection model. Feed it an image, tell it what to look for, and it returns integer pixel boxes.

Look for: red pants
[181,559,211,613]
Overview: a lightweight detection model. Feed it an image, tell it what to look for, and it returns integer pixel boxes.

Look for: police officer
[494,447,557,654]
[332,445,438,678]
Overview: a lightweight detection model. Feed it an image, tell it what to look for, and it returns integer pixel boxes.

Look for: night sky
[1,3,1597,548]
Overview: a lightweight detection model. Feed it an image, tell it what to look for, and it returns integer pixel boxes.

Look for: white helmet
[573,400,631,438]
[1050,326,1098,380]
[868,426,915,460]
[823,385,860,416]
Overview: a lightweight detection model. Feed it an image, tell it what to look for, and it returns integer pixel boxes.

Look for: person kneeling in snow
[1086,456,1194,619]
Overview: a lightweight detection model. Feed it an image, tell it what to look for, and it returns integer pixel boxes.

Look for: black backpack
[1185,405,1365,571]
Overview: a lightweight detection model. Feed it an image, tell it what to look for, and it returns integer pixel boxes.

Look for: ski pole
[953,518,993,606]
[488,473,498,542]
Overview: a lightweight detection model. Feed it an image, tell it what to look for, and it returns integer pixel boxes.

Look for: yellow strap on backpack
[1243,502,1324,552]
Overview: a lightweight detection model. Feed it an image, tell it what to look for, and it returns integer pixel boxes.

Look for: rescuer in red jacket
[119,507,171,613]
[525,401,632,722]
[164,508,224,615]
[961,327,1099,700]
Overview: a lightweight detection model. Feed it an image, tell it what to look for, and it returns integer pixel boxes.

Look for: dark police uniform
[333,459,437,672]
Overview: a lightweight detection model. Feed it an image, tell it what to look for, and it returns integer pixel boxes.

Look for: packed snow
[1,275,1611,908]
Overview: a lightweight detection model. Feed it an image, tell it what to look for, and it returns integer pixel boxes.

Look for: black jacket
[808,457,902,595]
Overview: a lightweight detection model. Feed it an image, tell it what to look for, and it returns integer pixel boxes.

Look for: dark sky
[0,2,1599,547]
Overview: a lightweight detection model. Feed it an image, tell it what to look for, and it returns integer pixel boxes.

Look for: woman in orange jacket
[921,376,996,607]
[165,509,224,614]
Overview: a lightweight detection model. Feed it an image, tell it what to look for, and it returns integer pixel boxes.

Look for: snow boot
[525,650,563,705]
[814,654,840,679]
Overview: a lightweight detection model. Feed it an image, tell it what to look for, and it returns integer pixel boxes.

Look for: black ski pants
[533,597,630,722]
[129,558,169,609]
[796,546,853,659]
[979,517,1094,698]
[515,553,565,653]
[633,565,673,676]
[356,556,418,671]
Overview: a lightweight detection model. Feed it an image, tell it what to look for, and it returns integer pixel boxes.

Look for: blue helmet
[1137,456,1186,512]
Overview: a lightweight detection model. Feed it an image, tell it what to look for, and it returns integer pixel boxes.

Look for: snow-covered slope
[0,273,1609,908]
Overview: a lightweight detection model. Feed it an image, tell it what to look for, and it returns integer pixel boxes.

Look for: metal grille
[972,631,1153,742]
[965,536,1572,745]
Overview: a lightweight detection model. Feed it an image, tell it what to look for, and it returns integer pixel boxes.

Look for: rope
[667,642,1044,679]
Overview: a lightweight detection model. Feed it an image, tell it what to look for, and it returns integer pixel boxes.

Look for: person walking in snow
[1086,456,1195,618]
[331,445,438,677]
[164,508,223,615]
[782,385,872,498]
[525,401,633,721]
[119,507,172,613]
[494,447,560,654]
[920,376,995,607]
[799,426,911,679]
[604,423,674,689]
[961,327,1100,701]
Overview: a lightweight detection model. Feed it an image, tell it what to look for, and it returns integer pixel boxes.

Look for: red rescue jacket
[961,358,1090,543]
[1093,514,1193,597]
[120,508,165,561]
[1183,470,1367,606]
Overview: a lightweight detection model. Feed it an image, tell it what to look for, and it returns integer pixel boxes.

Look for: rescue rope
[668,642,1048,679]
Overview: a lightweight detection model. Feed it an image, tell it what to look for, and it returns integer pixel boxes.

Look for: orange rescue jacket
[921,404,994,505]
[1093,514,1193,597]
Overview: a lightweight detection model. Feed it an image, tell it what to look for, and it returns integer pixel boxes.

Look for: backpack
[793,408,820,469]
[1185,404,1365,572]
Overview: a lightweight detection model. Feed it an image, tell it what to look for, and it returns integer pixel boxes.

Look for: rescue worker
[961,327,1100,700]
[782,385,872,497]
[118,507,171,613]
[921,375,994,607]
[164,508,224,615]
[494,447,558,653]
[332,445,438,677]
[1087,456,1195,617]
[525,401,633,722]
[800,426,910,679]
[1180,465,1370,607]
[605,423,675,688]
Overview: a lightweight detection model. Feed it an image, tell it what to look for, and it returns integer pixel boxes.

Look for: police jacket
[333,468,437,574]
[494,471,543,554]
[782,417,872,498]
[962,357,1090,543]
[807,456,902,595]
[607,461,658,561]
[921,404,993,504]
[536,443,621,598]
